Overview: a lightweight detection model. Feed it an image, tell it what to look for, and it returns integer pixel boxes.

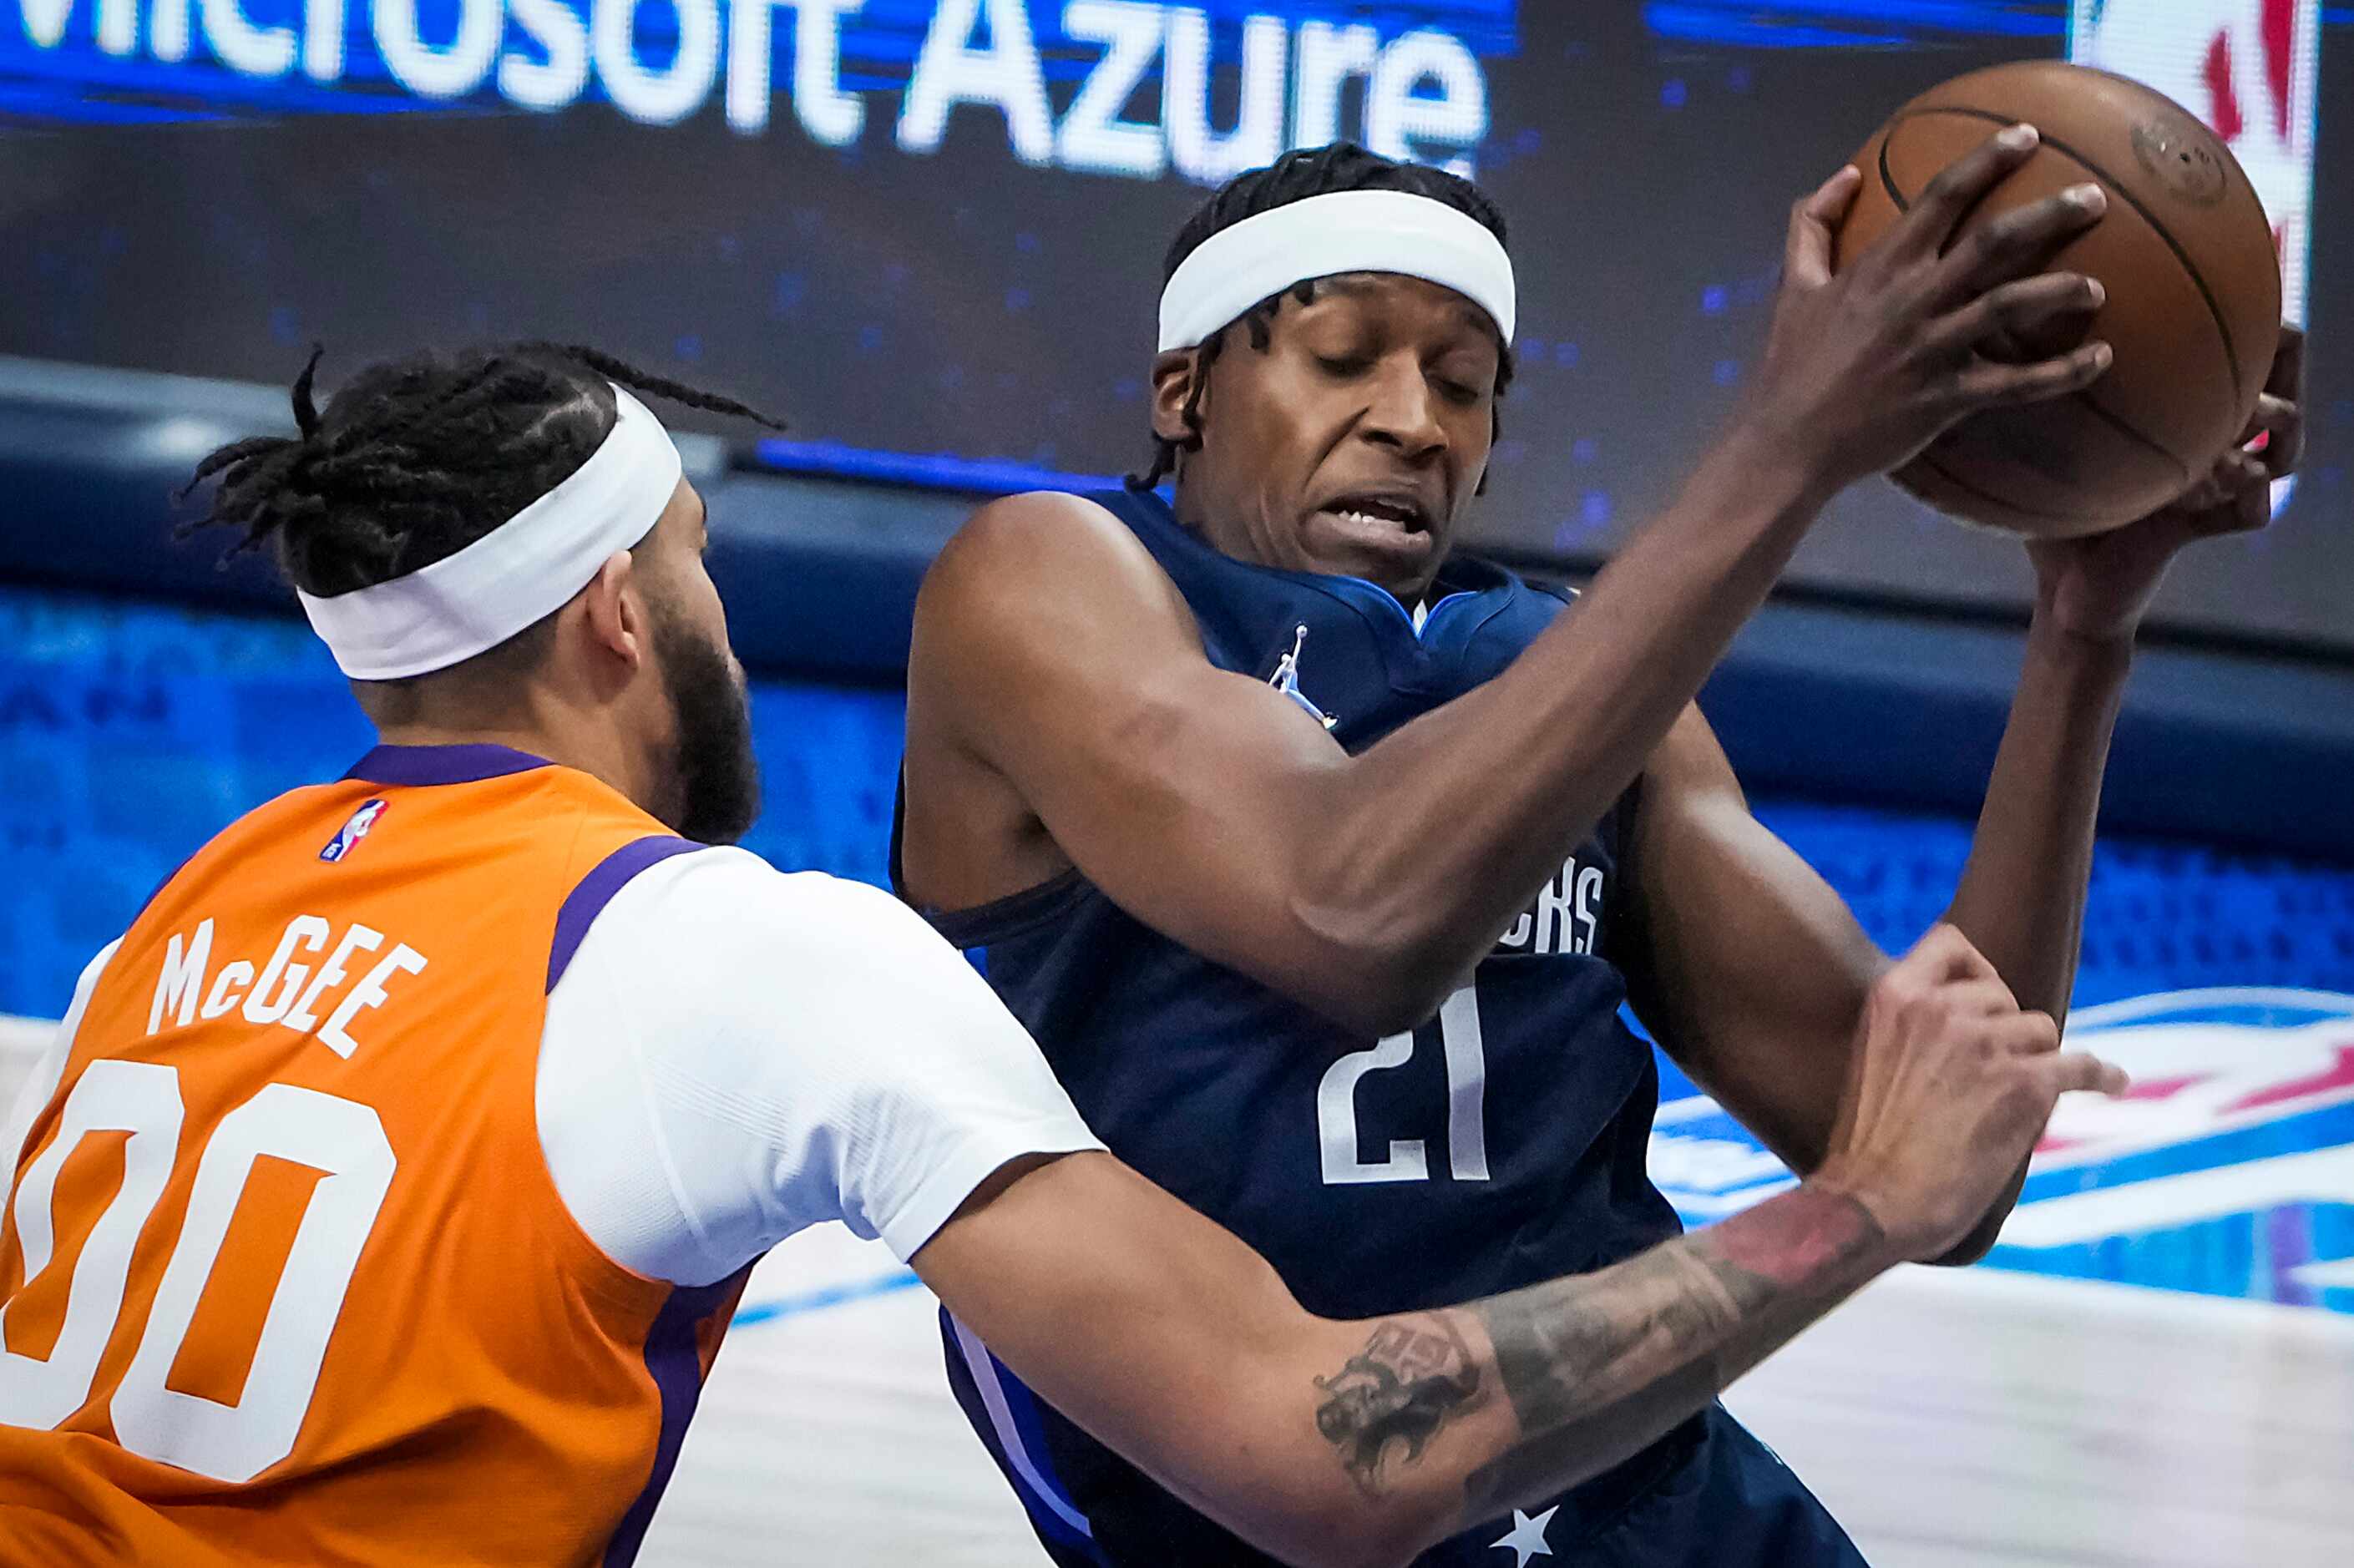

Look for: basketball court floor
[644,1231,2354,1568]
[7,997,2351,1567]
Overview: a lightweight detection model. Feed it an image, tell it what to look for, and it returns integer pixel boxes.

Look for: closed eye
[1315,355,1373,378]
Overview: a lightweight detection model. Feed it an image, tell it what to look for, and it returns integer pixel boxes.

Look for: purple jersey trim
[545,836,701,993]
[342,743,553,787]
[600,1267,752,1568]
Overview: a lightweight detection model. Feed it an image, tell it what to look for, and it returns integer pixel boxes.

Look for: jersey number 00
[0,1062,395,1482]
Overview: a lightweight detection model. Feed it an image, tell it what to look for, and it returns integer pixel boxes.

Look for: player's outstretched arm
[917,1149,1886,1568]
[909,129,2114,1038]
[1926,322,2306,1259]
[912,927,2127,1568]
[1619,326,2307,1266]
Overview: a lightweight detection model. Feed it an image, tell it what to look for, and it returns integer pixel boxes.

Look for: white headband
[297,383,684,681]
[1157,189,1516,353]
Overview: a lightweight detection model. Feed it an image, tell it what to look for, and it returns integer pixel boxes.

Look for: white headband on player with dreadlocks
[296,384,683,682]
[1157,190,1517,353]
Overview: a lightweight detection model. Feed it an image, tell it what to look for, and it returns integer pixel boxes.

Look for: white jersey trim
[949,1313,1097,1540]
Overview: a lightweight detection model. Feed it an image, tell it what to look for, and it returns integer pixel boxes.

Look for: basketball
[1835,61,2281,539]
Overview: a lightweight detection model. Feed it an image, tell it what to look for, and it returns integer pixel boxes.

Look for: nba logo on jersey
[319,798,390,862]
[2071,0,2322,513]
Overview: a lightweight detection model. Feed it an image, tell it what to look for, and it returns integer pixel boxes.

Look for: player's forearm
[1945,618,2129,1018]
[1309,427,1831,1020]
[1931,620,2129,1262]
[1304,1179,1896,1561]
[923,1155,1895,1568]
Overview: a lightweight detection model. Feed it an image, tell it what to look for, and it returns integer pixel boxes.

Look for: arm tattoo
[1312,1314,1487,1495]
[1460,1186,1886,1515]
[1306,1188,1885,1513]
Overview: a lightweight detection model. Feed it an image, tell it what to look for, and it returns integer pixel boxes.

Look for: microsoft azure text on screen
[3,1,1516,180]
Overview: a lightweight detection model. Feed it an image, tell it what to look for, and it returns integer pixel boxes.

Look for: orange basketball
[1835,60,2281,538]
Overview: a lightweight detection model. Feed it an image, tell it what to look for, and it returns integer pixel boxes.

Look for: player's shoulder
[591,848,938,966]
[938,487,1132,560]
[912,492,1204,711]
[120,777,403,942]
[172,777,377,865]
[923,488,1181,621]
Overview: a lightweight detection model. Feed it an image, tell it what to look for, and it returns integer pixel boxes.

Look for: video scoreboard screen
[0,2,2340,649]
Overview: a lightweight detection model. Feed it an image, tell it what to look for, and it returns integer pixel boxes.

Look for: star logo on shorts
[1490,1505,1557,1565]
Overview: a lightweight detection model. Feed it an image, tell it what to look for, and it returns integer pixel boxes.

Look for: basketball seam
[1906,450,2098,524]
[2070,394,2193,483]
[1899,402,2184,521]
[1879,105,2245,404]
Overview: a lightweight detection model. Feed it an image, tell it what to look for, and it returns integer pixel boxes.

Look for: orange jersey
[0,745,742,1566]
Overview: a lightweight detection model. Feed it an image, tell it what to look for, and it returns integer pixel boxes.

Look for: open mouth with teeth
[1316,495,1432,534]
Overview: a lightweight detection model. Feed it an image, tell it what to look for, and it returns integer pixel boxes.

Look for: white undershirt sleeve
[536,849,1101,1287]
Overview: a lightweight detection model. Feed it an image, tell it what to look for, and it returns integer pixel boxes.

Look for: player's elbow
[1285,894,1467,1038]
[1344,976,1460,1040]
[1236,1493,1436,1568]
[1326,1507,1460,1568]
[1296,1535,1412,1568]
[1324,958,1467,1042]
[1286,928,1456,1039]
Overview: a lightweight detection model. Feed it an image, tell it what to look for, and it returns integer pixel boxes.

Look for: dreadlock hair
[1130,142,1517,492]
[181,341,779,702]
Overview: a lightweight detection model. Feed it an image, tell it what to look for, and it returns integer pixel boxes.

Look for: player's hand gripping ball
[1836,61,2282,538]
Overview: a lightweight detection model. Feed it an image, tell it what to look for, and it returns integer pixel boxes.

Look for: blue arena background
[8,579,2354,1320]
[8,581,2352,1019]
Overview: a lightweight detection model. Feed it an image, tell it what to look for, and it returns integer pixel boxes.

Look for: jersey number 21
[1317,984,1488,1185]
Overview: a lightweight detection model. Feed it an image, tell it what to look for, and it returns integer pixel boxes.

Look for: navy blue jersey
[899,488,1827,1565]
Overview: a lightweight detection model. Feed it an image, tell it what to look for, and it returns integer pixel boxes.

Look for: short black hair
[185,342,777,603]
[1132,142,1516,490]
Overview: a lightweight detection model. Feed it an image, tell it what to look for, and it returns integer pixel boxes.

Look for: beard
[652,609,762,845]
